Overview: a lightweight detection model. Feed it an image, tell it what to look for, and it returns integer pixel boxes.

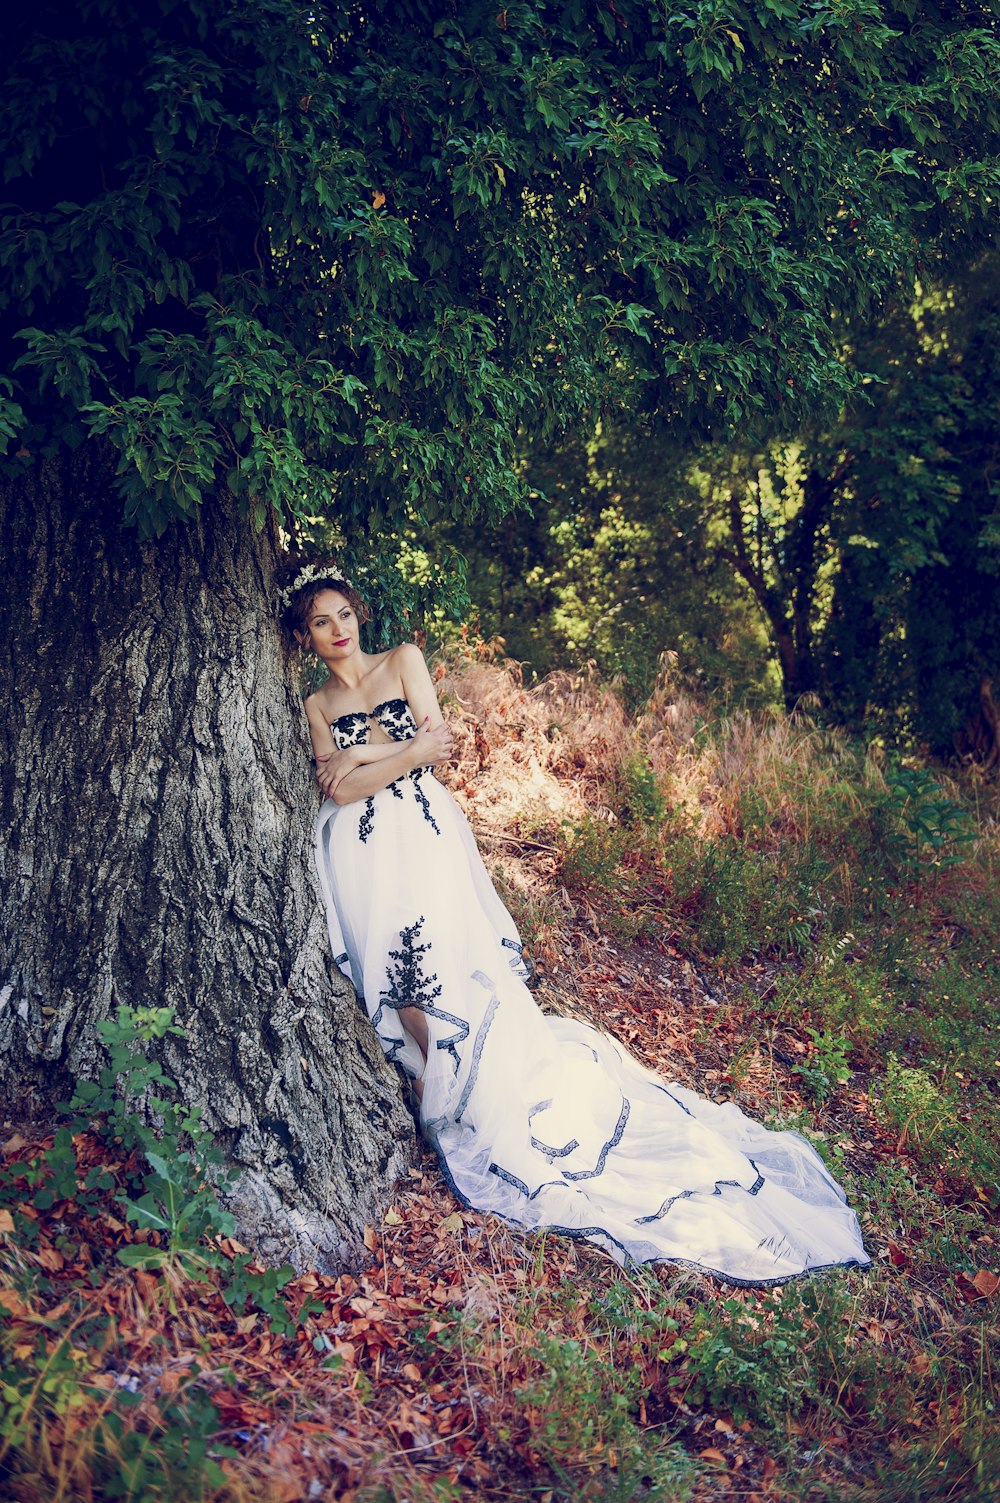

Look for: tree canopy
[2,0,998,577]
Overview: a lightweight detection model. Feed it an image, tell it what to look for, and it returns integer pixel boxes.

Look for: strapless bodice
[330,696,418,750]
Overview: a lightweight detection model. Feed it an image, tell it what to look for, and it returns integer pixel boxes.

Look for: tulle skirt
[314,768,871,1285]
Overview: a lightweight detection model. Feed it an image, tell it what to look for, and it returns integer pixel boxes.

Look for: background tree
[692,242,1000,743]
[441,426,771,709]
[457,241,1000,747]
[2,0,997,1266]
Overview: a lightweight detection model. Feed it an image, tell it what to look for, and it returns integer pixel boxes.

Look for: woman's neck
[320,648,375,694]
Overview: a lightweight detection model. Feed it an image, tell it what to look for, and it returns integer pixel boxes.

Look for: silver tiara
[278,562,354,610]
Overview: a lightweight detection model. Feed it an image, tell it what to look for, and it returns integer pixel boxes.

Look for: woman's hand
[410,716,454,768]
[315,747,357,798]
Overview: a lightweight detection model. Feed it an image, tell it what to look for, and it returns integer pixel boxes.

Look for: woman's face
[303,589,359,660]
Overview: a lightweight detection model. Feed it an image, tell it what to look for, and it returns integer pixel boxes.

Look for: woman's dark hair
[277,558,371,641]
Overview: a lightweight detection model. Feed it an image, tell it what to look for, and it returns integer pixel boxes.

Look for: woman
[282,562,871,1286]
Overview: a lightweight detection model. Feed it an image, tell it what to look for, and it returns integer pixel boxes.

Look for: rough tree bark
[0,447,415,1269]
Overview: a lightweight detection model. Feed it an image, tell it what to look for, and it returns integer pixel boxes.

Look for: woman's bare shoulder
[388,641,428,670]
[303,691,329,724]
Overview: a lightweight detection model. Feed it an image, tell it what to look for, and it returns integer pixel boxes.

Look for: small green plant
[792,1027,853,1104]
[619,752,668,827]
[679,1279,881,1434]
[55,1003,302,1319]
[883,763,976,874]
[668,835,824,961]
[91,1382,240,1501]
[874,1055,1000,1204]
[56,1006,238,1285]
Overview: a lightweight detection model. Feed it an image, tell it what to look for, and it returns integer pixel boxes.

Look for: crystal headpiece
[278,562,355,610]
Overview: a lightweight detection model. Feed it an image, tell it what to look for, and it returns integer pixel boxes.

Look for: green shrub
[559,816,659,940]
[679,1279,885,1433]
[517,1333,699,1502]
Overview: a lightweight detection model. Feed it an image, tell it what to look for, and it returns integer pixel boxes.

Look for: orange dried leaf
[972,1270,999,1298]
[0,1288,32,1317]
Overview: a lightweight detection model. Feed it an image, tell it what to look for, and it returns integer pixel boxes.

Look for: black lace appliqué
[409,768,441,834]
[330,698,440,835]
[331,711,370,750]
[373,916,470,1074]
[375,698,418,740]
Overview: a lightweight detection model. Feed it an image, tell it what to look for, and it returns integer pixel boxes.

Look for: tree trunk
[0,448,415,1270]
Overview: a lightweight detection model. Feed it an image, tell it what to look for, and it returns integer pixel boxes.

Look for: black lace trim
[488,1163,532,1198]
[454,973,501,1125]
[652,1082,696,1119]
[562,1099,631,1182]
[425,1115,870,1286]
[635,1159,766,1226]
[531,1133,580,1161]
[485,1098,631,1198]
[359,797,376,843]
[437,1141,869,1283]
[502,934,534,984]
[527,1097,579,1160]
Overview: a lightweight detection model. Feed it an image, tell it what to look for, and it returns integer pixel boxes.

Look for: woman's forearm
[332,742,422,804]
[316,738,410,795]
[350,740,412,767]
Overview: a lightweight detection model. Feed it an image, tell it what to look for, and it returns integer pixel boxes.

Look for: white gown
[314,698,871,1286]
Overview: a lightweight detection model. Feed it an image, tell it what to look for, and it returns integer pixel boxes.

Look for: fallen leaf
[699,1447,727,1465]
[972,1270,999,1298]
[384,1207,403,1226]
[0,1209,14,1233]
[439,1213,464,1234]
[0,1288,32,1317]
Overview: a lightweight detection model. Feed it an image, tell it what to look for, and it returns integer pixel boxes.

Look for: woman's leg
[399,1006,429,1101]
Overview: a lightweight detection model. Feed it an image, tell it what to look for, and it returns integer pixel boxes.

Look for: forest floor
[1,650,998,1502]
